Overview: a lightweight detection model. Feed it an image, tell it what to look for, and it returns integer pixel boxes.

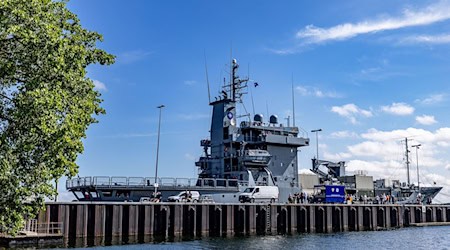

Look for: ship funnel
[269,115,278,124]
[254,114,263,123]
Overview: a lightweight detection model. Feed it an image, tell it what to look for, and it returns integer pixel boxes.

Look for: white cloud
[435,127,450,142]
[330,130,359,139]
[360,67,381,75]
[296,1,450,43]
[381,102,414,116]
[118,50,153,64]
[401,34,450,44]
[323,151,352,162]
[331,103,372,124]
[416,115,437,125]
[346,159,404,176]
[296,86,309,96]
[184,80,197,86]
[348,141,385,157]
[346,127,450,167]
[361,127,433,142]
[93,79,107,91]
[423,173,449,184]
[415,94,446,105]
[296,85,341,98]
[437,141,450,147]
[347,140,410,163]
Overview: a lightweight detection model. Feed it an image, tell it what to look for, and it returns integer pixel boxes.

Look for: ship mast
[226,59,248,104]
[405,138,410,186]
[232,59,237,101]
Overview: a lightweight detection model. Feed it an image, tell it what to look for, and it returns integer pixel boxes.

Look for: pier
[34,202,449,244]
[0,221,63,248]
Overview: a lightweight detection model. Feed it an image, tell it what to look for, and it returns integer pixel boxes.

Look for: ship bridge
[238,121,309,147]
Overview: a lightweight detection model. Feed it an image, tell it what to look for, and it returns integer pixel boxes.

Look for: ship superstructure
[196,59,309,202]
[67,59,310,202]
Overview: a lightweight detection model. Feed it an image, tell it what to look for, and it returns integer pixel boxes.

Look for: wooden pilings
[40,202,450,241]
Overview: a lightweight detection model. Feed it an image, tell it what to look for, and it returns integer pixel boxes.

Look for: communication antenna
[204,51,211,103]
[291,73,296,127]
[249,63,256,116]
[230,42,233,96]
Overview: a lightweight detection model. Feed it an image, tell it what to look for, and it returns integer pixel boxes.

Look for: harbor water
[63,226,450,250]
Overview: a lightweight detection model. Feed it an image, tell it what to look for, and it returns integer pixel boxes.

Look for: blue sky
[61,0,450,202]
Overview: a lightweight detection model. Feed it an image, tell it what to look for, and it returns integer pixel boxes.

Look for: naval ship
[309,138,442,204]
[372,137,442,204]
[67,59,310,202]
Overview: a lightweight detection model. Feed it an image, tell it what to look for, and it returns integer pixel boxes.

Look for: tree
[0,0,114,234]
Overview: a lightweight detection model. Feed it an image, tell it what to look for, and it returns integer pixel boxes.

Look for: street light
[311,129,322,160]
[412,144,421,190]
[154,104,165,195]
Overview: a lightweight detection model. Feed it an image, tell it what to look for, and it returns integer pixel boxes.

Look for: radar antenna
[292,73,296,127]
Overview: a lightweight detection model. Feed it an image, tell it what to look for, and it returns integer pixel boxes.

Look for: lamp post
[412,144,421,190]
[311,129,322,160]
[154,105,165,195]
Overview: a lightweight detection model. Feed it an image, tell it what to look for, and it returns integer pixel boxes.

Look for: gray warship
[67,59,310,202]
[309,137,442,204]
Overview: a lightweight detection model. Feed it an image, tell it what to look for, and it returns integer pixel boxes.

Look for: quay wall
[37,202,450,241]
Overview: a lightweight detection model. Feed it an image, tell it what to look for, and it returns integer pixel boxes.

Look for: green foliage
[0,0,114,235]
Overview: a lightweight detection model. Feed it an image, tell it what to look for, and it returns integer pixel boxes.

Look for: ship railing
[110,176,128,186]
[66,176,250,189]
[93,176,112,186]
[67,176,93,188]
[160,177,192,187]
[194,178,241,188]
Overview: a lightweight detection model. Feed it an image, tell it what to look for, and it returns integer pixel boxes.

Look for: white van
[239,186,279,203]
[167,191,200,202]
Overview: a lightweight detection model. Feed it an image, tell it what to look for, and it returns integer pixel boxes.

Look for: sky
[59,0,450,203]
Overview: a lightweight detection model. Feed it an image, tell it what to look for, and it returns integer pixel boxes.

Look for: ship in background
[308,137,442,204]
[67,58,310,202]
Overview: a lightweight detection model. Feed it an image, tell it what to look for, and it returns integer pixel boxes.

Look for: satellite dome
[269,115,278,124]
[254,114,263,123]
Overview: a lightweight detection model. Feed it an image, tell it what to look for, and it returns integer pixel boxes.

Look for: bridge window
[102,191,112,197]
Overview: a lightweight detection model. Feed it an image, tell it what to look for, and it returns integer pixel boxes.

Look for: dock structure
[0,220,63,248]
[36,202,450,241]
